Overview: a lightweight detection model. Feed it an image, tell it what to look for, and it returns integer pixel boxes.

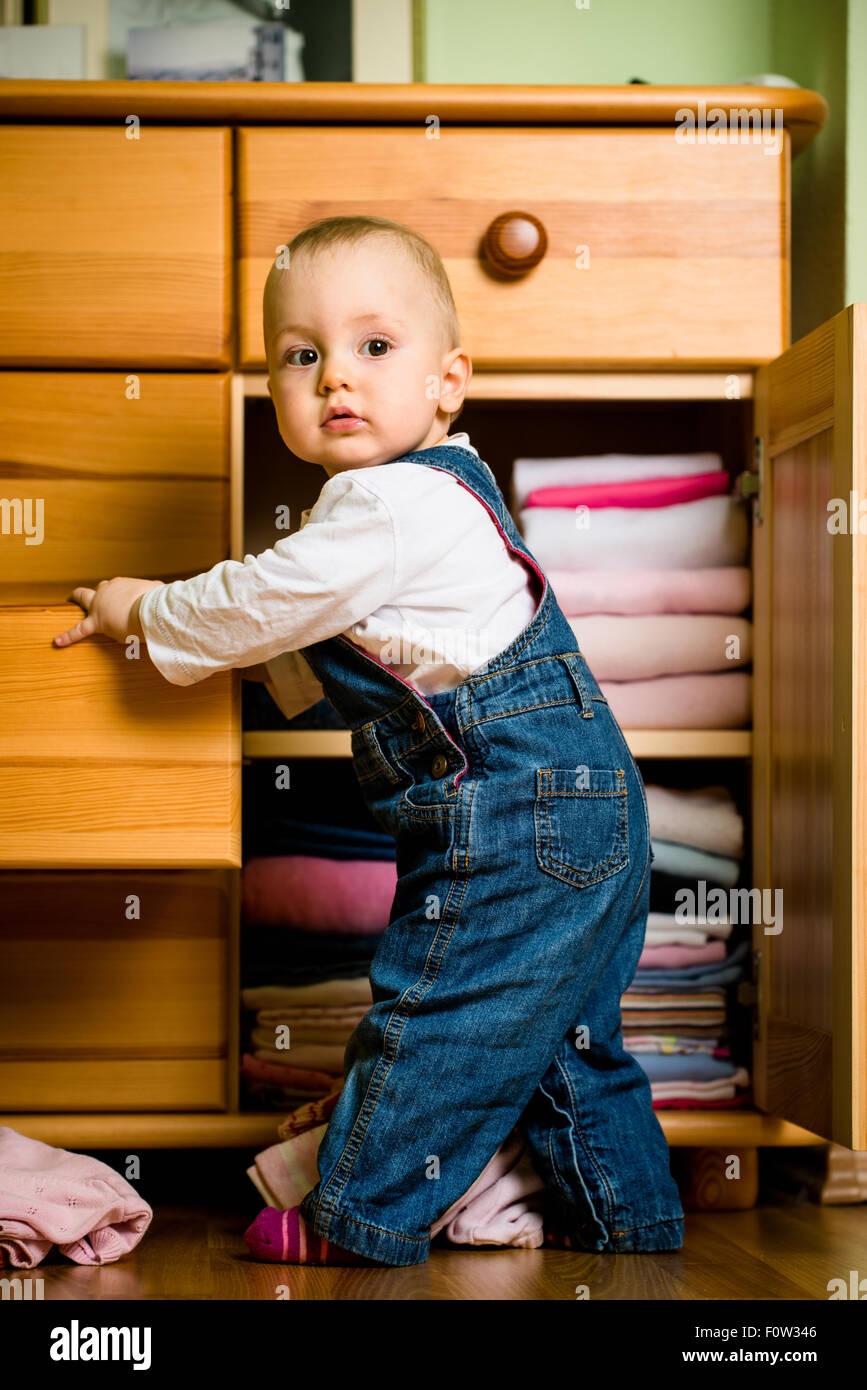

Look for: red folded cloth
[524,470,730,510]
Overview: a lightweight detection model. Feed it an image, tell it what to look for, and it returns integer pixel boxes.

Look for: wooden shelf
[239,371,754,402]
[0,1110,826,1150]
[243,730,752,761]
[0,83,827,158]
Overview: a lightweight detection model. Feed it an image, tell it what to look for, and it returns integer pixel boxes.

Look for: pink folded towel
[548,566,751,616]
[524,470,730,510]
[242,856,397,933]
[600,671,751,728]
[572,614,752,681]
[637,941,727,969]
[0,1126,152,1269]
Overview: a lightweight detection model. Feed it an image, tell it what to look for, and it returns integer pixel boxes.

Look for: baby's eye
[286,347,318,366]
[360,337,392,357]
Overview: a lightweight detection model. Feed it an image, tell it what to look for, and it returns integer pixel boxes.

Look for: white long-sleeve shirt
[136,432,538,721]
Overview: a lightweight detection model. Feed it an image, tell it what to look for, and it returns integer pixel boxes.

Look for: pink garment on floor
[429,1127,547,1250]
[242,856,397,932]
[248,1122,546,1251]
[248,1127,323,1211]
[570,614,752,681]
[548,566,752,617]
[637,941,727,969]
[599,671,751,728]
[0,1127,152,1270]
[523,470,730,510]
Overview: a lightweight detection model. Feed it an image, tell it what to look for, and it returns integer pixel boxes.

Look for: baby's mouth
[322,411,366,431]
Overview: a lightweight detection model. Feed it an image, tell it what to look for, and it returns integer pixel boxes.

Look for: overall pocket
[534,766,629,889]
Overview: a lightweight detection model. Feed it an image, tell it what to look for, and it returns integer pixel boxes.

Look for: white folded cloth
[521,495,749,571]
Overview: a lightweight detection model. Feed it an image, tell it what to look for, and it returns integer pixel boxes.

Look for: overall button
[411,710,425,731]
[431,753,448,778]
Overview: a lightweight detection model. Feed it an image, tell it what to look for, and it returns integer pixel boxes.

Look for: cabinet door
[753,303,867,1146]
[0,127,231,367]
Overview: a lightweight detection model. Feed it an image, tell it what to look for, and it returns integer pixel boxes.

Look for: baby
[54,215,684,1267]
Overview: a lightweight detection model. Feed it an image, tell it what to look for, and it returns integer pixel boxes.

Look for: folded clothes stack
[621,780,754,1108]
[241,759,393,1109]
[513,453,752,728]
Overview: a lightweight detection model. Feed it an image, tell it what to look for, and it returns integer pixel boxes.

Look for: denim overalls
[295,443,685,1265]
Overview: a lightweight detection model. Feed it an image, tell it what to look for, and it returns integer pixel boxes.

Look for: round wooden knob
[483,211,548,277]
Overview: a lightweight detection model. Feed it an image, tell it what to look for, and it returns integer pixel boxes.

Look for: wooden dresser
[3,82,863,1173]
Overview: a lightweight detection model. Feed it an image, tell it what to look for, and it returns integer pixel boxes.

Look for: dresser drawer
[0,608,240,868]
[0,128,231,367]
[238,126,787,370]
[0,372,231,603]
[0,872,230,1111]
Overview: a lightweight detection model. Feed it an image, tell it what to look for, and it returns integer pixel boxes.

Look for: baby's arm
[134,471,397,687]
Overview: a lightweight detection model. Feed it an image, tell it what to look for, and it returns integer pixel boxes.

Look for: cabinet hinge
[736,437,764,525]
[737,948,762,1040]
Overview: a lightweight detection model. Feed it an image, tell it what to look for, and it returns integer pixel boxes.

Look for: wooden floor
[21,1148,867,1301]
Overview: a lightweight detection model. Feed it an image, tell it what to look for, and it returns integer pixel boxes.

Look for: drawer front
[0,872,230,1111]
[0,609,240,867]
[0,128,231,367]
[0,373,231,603]
[238,127,788,370]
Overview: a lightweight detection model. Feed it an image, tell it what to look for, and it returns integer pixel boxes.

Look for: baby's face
[264,239,468,475]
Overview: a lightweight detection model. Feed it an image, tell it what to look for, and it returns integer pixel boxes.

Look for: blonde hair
[265,215,465,423]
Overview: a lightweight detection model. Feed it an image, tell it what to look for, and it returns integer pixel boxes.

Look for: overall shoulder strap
[398,443,509,530]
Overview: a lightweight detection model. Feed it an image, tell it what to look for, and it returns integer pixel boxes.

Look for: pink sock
[243,1206,383,1265]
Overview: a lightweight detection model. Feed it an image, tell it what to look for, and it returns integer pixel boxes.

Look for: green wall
[772,0,847,339]
[416,0,862,342]
[845,0,867,309]
[418,0,774,85]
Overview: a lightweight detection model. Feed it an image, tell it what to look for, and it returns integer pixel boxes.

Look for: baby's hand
[53,578,165,648]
